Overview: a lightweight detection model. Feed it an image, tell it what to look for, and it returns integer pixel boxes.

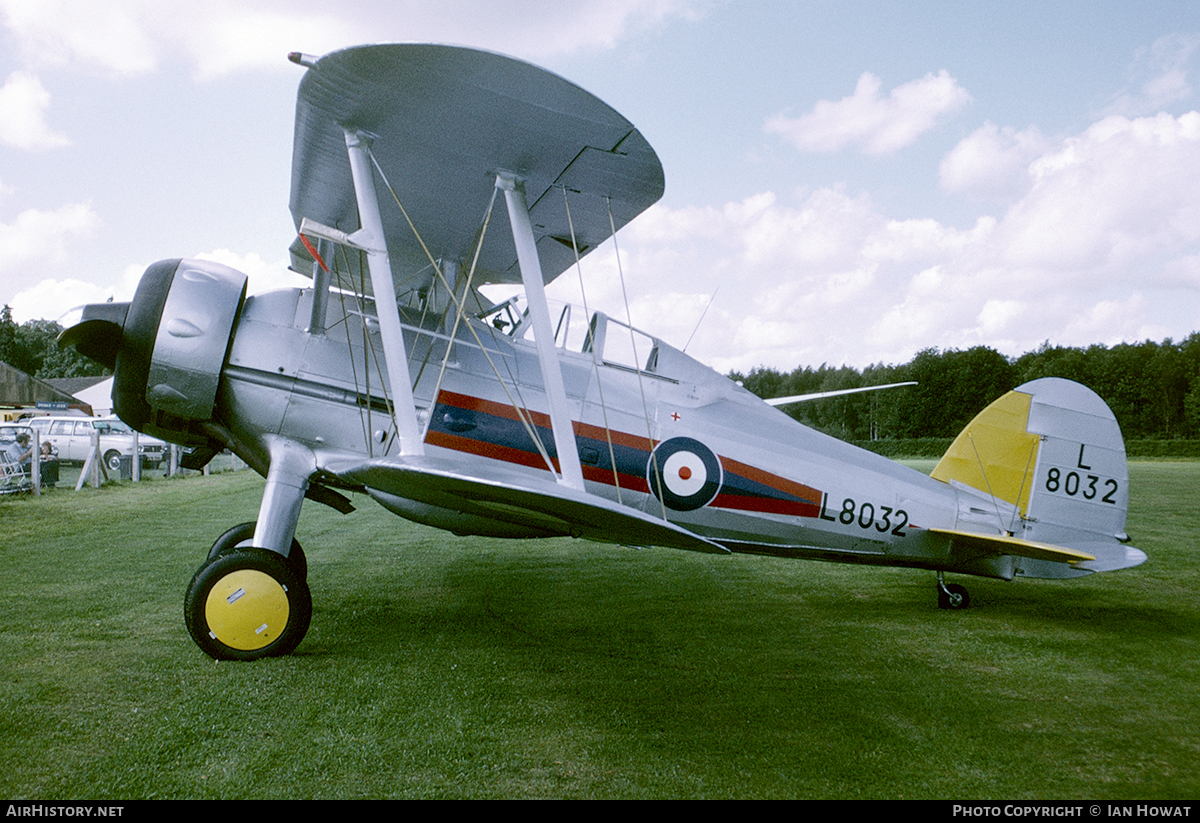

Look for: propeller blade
[57,302,130,371]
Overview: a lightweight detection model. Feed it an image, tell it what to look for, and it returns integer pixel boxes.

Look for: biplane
[60,44,1146,660]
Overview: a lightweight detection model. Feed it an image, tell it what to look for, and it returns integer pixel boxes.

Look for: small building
[0,361,95,420]
[46,376,113,417]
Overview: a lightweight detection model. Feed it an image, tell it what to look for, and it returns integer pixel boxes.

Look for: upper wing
[288,44,664,298]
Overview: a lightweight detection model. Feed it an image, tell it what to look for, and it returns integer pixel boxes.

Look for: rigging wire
[301,235,380,457]
[967,432,1010,535]
[1008,438,1040,535]
[356,244,402,455]
[605,196,668,520]
[364,148,558,477]
[328,242,388,457]
[426,186,499,433]
[562,186,623,502]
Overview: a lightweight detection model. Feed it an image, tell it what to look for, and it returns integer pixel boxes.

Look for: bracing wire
[562,187,623,502]
[1008,438,1040,535]
[356,245,401,454]
[426,187,499,434]
[605,196,668,520]
[683,287,719,354]
[967,432,1008,535]
[328,242,392,457]
[365,148,559,477]
[299,238,377,454]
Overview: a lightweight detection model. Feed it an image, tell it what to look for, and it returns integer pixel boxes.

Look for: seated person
[38,440,59,488]
[5,432,33,471]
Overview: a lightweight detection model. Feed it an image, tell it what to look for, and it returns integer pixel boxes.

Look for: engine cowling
[61,258,247,446]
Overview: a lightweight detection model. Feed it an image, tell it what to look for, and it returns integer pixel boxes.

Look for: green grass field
[1,462,1197,799]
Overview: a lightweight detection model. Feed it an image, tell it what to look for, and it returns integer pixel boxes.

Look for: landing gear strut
[184,438,317,660]
[208,521,308,580]
[936,571,970,610]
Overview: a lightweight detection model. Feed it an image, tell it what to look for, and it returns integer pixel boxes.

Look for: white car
[0,424,34,448]
[26,415,168,472]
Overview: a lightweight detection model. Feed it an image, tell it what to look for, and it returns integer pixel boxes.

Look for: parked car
[0,424,34,447]
[26,416,168,471]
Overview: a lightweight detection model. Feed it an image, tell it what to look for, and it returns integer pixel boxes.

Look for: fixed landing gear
[208,521,308,580]
[184,525,312,661]
[184,438,318,660]
[936,571,970,610]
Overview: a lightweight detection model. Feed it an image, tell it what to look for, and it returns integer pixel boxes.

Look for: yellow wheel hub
[204,569,290,651]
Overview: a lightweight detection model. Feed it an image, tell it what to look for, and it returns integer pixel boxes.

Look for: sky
[3,0,1200,375]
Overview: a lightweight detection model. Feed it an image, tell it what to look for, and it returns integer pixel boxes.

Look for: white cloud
[1003,112,1200,274]
[382,0,713,60]
[196,248,309,294]
[566,109,1200,372]
[7,248,307,323]
[0,71,70,150]
[1,203,101,320]
[0,203,98,275]
[0,0,160,76]
[765,70,972,155]
[8,278,115,324]
[1105,32,1200,117]
[0,0,710,79]
[2,5,1196,374]
[939,122,1048,201]
[0,0,368,78]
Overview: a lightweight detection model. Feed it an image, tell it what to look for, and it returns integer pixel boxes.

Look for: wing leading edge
[325,455,727,555]
[288,44,665,299]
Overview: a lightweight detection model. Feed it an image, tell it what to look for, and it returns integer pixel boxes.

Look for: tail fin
[932,377,1145,577]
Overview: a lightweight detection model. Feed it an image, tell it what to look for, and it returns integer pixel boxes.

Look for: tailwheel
[185,548,311,660]
[208,521,307,580]
[936,572,970,610]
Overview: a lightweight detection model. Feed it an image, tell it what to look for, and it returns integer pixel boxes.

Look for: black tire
[208,521,307,580]
[104,450,123,472]
[937,582,970,610]
[184,548,311,660]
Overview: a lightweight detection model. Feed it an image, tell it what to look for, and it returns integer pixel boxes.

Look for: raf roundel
[648,437,723,511]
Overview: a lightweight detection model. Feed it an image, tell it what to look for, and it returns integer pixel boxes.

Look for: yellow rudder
[931,388,1040,518]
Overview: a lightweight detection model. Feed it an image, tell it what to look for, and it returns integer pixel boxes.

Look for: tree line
[0,306,109,380]
[7,301,1198,442]
[731,333,1200,442]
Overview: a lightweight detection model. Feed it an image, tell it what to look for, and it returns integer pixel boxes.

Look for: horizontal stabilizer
[1065,541,1148,573]
[929,528,1094,565]
[928,528,1145,579]
[326,455,727,555]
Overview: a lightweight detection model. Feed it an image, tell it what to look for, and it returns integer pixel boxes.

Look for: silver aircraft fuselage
[218,285,1003,576]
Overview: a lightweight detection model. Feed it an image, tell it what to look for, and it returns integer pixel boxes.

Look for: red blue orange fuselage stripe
[426,390,824,518]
